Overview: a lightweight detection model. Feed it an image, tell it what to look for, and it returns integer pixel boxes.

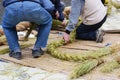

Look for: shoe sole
[9,55,22,60]
[96,30,105,43]
[33,55,40,58]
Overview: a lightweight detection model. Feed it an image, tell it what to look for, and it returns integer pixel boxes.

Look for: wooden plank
[0,32,120,73]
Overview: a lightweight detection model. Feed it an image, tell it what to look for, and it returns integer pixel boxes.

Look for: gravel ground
[0,61,69,80]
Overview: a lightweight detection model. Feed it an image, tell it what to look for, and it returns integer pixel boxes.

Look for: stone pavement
[0,61,70,80]
[0,61,87,80]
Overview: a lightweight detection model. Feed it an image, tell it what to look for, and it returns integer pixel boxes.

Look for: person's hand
[55,11,59,19]
[61,19,67,27]
[0,29,4,36]
[63,32,70,43]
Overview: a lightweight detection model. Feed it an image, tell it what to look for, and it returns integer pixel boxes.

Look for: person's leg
[2,3,23,59]
[34,22,52,49]
[2,4,22,52]
[31,6,52,58]
[23,2,52,57]
[23,2,52,48]
[76,23,97,40]
[31,22,52,58]
[76,15,107,42]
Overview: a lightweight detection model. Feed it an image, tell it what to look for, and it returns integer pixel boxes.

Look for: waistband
[4,0,42,7]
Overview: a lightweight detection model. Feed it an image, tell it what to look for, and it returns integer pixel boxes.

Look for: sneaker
[9,51,22,60]
[32,48,44,58]
[96,29,105,43]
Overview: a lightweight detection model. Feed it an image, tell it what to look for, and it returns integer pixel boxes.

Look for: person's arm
[50,0,64,21]
[55,0,64,21]
[2,0,6,7]
[63,0,84,43]
[65,0,84,34]
[42,0,55,11]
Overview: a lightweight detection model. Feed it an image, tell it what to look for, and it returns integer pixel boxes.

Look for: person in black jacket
[50,0,66,26]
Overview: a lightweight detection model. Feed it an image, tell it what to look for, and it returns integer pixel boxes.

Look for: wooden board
[0,32,120,74]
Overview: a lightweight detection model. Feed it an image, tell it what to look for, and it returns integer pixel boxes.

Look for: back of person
[2,0,41,7]
[2,0,55,11]
[81,0,107,25]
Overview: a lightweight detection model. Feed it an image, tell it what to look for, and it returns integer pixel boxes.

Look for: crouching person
[63,0,107,43]
[2,0,54,60]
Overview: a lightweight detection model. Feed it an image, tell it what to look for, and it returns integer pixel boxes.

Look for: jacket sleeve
[65,0,84,33]
[54,0,64,21]
[2,0,8,7]
[42,0,55,11]
[2,0,5,7]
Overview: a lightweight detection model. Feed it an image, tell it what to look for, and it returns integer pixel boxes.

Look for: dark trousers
[76,15,107,41]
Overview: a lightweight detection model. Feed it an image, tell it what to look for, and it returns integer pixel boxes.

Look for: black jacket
[50,0,64,21]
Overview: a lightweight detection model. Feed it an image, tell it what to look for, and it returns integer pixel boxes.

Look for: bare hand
[55,11,59,19]
[63,32,70,43]
[61,19,67,27]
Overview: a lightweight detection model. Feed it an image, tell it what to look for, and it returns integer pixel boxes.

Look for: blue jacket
[2,0,55,11]
[2,0,64,21]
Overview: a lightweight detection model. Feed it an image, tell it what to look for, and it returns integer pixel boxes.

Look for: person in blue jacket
[2,0,54,60]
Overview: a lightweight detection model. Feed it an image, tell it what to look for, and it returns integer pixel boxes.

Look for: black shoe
[9,51,22,60]
[32,48,44,58]
[96,29,105,43]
